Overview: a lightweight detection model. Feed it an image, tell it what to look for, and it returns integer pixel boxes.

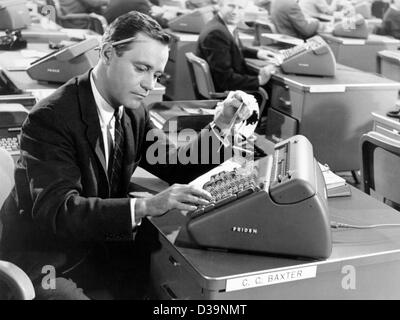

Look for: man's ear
[101,43,114,65]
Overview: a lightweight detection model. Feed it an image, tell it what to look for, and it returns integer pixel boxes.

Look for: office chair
[371,0,390,19]
[185,52,268,117]
[360,115,400,211]
[0,147,35,300]
[45,0,108,35]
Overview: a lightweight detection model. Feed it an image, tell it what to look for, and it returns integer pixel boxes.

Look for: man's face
[219,0,248,25]
[103,32,169,110]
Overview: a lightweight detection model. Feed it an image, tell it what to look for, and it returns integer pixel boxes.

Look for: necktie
[108,109,124,197]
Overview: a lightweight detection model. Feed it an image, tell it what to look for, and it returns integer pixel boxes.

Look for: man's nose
[141,74,156,91]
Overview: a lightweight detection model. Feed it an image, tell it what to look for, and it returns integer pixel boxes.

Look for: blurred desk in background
[320,33,400,73]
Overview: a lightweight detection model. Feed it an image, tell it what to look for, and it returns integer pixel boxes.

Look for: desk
[147,186,400,299]
[163,30,198,101]
[320,33,400,73]
[377,50,400,83]
[262,64,400,172]
[0,42,165,107]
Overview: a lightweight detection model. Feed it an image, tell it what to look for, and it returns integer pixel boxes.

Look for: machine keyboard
[0,136,19,155]
[189,168,260,219]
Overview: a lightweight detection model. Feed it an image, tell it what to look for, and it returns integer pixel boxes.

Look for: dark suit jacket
[382,7,400,39]
[196,15,260,92]
[270,0,319,39]
[0,70,220,282]
[103,0,169,27]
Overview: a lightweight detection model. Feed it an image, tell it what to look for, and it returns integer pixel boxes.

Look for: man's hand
[213,91,257,130]
[258,64,277,86]
[135,184,212,219]
[257,49,281,61]
[318,21,334,33]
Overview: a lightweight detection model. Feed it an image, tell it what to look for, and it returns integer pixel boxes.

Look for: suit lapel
[77,71,108,186]
[216,15,244,59]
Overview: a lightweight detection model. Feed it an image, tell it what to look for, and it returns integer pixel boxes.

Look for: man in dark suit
[0,11,254,299]
[270,0,322,39]
[196,0,277,93]
[103,0,174,27]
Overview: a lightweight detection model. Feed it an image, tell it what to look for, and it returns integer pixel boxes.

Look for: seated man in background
[0,11,255,299]
[270,0,331,39]
[103,0,180,27]
[197,0,277,94]
[58,0,110,29]
[299,0,353,19]
[381,0,400,38]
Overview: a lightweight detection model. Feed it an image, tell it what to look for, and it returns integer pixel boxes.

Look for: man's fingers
[188,185,213,201]
[179,194,210,206]
[237,105,252,121]
[175,202,197,212]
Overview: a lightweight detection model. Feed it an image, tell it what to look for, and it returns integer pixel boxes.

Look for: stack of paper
[318,163,351,198]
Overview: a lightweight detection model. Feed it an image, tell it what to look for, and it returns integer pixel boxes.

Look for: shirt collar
[391,5,400,11]
[90,71,123,126]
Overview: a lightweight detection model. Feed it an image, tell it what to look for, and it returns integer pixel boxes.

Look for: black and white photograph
[0,0,400,307]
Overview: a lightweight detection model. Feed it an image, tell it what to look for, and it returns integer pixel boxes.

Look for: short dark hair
[102,11,171,56]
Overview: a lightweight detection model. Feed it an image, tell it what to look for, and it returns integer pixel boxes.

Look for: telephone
[333,15,369,39]
[279,35,336,77]
[0,29,27,50]
[27,38,100,83]
[183,135,332,260]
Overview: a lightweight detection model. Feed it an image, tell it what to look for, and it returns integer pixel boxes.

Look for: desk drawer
[149,243,203,300]
[270,83,292,116]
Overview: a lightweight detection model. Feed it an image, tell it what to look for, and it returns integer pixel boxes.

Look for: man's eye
[134,65,148,72]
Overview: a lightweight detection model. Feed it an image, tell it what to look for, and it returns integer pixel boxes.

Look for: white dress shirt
[90,72,139,229]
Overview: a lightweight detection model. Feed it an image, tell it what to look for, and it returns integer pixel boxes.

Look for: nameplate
[225,265,317,292]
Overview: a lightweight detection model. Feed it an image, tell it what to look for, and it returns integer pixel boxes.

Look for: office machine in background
[181,135,332,260]
[0,68,36,108]
[333,15,369,39]
[320,32,400,74]
[27,38,100,83]
[168,6,214,33]
[0,29,27,50]
[279,35,336,77]
[259,33,304,50]
[0,103,28,159]
[0,0,31,30]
